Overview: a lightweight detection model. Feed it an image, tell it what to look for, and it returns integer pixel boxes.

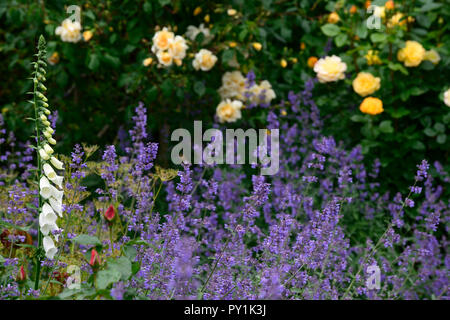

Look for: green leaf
[87,54,100,71]
[370,33,387,43]
[419,2,443,12]
[221,49,234,65]
[388,62,408,75]
[411,141,426,151]
[71,235,102,246]
[0,255,5,263]
[355,24,368,39]
[107,257,132,281]
[335,34,348,47]
[96,269,121,290]
[158,0,171,6]
[193,81,205,97]
[350,115,367,122]
[161,79,173,98]
[379,120,394,133]
[0,220,31,232]
[123,245,137,261]
[434,123,445,133]
[424,128,436,137]
[320,24,340,37]
[436,134,447,144]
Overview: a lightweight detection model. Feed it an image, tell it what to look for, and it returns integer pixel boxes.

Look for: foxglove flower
[31,36,65,261]
[43,236,57,259]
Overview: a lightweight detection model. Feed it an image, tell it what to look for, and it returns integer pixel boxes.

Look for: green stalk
[33,71,43,291]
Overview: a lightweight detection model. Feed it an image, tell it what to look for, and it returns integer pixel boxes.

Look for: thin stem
[33,73,43,291]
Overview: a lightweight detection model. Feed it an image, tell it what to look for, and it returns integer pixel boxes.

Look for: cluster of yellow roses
[145,26,218,71]
[313,0,447,116]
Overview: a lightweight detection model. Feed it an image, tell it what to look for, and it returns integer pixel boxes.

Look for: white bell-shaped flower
[50,156,64,170]
[43,144,54,155]
[54,175,64,188]
[43,236,58,259]
[49,197,63,217]
[39,148,50,161]
[51,185,64,202]
[39,176,52,199]
[43,163,57,180]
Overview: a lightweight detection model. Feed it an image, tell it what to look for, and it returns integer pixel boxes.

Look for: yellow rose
[365,50,382,65]
[444,89,450,107]
[152,27,174,53]
[55,19,82,43]
[156,50,173,67]
[227,9,237,16]
[352,72,381,97]
[193,49,217,71]
[280,59,288,68]
[168,35,188,60]
[328,12,340,24]
[387,12,407,28]
[216,99,243,123]
[313,55,347,83]
[424,49,440,65]
[397,40,425,67]
[359,97,383,115]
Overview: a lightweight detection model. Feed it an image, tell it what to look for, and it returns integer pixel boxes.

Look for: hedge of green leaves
[1,0,449,190]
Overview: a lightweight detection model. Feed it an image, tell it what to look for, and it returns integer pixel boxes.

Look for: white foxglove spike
[49,197,63,217]
[43,163,56,180]
[43,131,52,139]
[48,137,57,145]
[39,176,52,199]
[43,236,57,259]
[46,127,54,134]
[50,156,64,170]
[43,144,54,155]
[39,148,50,160]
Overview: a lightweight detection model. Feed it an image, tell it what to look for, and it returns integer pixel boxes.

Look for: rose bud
[104,205,116,222]
[17,266,27,284]
[89,249,101,267]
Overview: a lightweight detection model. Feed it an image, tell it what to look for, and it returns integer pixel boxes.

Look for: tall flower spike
[31,36,65,290]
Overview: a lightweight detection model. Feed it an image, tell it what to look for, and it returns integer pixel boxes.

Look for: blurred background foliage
[0,0,449,192]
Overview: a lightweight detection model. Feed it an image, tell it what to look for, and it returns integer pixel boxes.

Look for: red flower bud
[17,266,27,283]
[104,205,115,222]
[89,249,101,267]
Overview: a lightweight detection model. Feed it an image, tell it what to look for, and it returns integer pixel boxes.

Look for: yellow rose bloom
[444,89,450,107]
[83,30,93,42]
[397,40,425,67]
[227,9,237,16]
[424,49,440,65]
[352,72,381,97]
[328,12,340,24]
[193,49,217,71]
[216,99,243,123]
[365,50,382,65]
[387,12,406,28]
[307,56,318,68]
[360,97,383,115]
[152,27,174,53]
[48,52,60,65]
[280,59,288,68]
[156,50,173,67]
[349,5,357,14]
[313,55,347,83]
